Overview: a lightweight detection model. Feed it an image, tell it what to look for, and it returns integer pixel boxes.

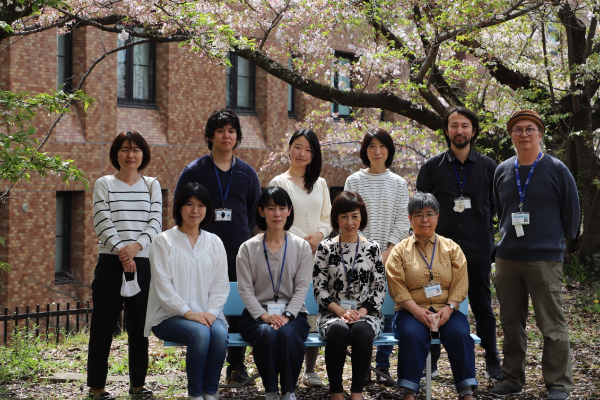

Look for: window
[288,58,295,117]
[55,192,72,282]
[57,32,73,92]
[226,53,255,113]
[117,28,156,106]
[331,52,353,120]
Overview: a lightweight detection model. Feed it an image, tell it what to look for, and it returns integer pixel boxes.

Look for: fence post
[56,303,60,344]
[14,306,19,336]
[46,304,50,341]
[66,302,70,336]
[25,305,29,337]
[76,302,80,334]
[36,305,40,338]
[86,300,90,332]
[3,307,7,345]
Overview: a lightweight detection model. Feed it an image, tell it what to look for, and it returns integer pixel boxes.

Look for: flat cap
[507,109,545,133]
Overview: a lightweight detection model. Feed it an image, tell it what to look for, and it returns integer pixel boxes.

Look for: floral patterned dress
[313,238,386,340]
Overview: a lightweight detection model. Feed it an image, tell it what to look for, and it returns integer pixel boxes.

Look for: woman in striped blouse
[88,131,162,400]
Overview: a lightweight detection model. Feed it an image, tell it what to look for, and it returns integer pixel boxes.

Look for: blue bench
[164,282,480,399]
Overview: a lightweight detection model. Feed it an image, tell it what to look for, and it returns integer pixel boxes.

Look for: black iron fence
[0,301,93,344]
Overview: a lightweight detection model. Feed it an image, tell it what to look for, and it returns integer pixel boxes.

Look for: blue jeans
[238,309,310,393]
[392,309,478,393]
[152,317,228,397]
[375,314,394,368]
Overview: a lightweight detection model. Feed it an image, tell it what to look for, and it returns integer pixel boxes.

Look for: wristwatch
[446,303,456,311]
[283,311,295,320]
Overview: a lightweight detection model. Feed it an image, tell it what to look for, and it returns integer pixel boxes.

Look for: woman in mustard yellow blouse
[386,193,477,400]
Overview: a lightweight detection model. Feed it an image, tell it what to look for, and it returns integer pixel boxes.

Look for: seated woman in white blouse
[145,182,229,400]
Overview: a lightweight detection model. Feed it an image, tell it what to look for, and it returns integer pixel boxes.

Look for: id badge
[511,212,530,225]
[340,298,358,310]
[267,301,286,315]
[453,197,471,212]
[215,208,232,221]
[424,283,442,298]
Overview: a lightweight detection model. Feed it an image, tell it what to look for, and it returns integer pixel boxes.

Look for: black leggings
[325,320,375,394]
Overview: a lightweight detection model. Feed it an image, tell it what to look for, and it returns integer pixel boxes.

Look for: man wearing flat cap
[491,110,580,400]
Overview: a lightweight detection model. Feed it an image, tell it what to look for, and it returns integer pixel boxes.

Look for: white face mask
[120,271,141,297]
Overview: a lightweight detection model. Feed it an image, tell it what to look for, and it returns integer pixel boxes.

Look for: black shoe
[491,383,522,396]
[129,387,153,396]
[226,364,256,386]
[88,392,116,400]
[485,364,503,381]
[375,367,394,386]
[364,371,373,385]
[547,389,569,400]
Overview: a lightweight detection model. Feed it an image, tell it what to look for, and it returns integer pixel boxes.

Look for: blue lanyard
[451,160,472,197]
[416,235,437,283]
[212,155,235,208]
[263,233,287,302]
[514,152,542,212]
[339,237,360,295]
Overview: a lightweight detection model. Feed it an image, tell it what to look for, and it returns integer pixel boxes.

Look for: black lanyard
[263,234,287,302]
[339,237,360,295]
[416,235,437,283]
[212,155,235,209]
[451,160,472,197]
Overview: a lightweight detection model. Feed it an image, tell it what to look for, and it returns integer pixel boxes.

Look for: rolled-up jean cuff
[456,378,478,393]
[398,378,421,393]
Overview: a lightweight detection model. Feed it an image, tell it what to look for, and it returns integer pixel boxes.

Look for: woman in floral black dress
[313,191,386,400]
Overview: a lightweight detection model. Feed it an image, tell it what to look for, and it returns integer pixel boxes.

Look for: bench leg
[218,372,261,389]
[426,351,432,400]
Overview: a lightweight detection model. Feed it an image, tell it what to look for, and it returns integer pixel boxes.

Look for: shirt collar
[447,148,477,163]
[411,233,437,245]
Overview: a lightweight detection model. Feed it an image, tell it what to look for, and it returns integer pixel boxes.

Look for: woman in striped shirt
[344,128,410,383]
[88,131,162,400]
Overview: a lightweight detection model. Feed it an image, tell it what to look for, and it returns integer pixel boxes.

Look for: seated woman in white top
[269,128,332,387]
[145,182,229,400]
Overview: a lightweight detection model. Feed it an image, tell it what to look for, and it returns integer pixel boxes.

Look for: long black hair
[289,129,322,194]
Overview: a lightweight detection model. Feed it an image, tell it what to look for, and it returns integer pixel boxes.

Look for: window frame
[117,34,157,108]
[331,51,354,121]
[226,53,256,114]
[55,191,72,284]
[57,31,73,93]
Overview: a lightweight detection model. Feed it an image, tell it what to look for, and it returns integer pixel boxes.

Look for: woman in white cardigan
[268,128,332,387]
[145,182,229,400]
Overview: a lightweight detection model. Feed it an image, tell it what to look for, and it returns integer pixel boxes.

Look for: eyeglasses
[411,212,437,221]
[511,128,538,136]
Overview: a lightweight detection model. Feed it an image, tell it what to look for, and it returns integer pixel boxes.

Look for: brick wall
[0,26,363,308]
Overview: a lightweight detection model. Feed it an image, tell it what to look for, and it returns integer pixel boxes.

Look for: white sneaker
[265,393,280,400]
[281,393,297,400]
[302,372,324,387]
[203,394,218,400]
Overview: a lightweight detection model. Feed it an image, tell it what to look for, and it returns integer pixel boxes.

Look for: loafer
[88,392,116,400]
[129,387,153,396]
[547,389,569,400]
[420,368,439,381]
[375,367,394,386]
[491,382,522,396]
[485,364,503,381]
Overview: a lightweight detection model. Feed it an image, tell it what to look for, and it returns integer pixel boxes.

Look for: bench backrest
[223,282,468,317]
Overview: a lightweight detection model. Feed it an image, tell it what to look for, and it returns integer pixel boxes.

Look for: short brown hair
[330,191,368,231]
[109,131,151,171]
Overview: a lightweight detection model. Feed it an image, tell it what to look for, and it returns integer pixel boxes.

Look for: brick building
[0,27,360,309]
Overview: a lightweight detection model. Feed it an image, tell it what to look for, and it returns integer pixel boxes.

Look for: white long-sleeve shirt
[268,175,332,239]
[144,227,230,337]
[93,175,162,258]
[344,169,410,251]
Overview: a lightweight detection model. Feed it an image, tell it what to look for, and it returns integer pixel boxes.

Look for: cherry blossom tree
[1,0,599,267]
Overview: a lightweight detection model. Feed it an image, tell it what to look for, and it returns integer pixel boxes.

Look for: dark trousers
[430,261,499,368]
[87,254,151,388]
[225,247,246,368]
[238,309,310,393]
[393,309,478,394]
[325,320,374,394]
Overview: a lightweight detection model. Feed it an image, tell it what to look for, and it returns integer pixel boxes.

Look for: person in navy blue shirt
[175,108,261,386]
